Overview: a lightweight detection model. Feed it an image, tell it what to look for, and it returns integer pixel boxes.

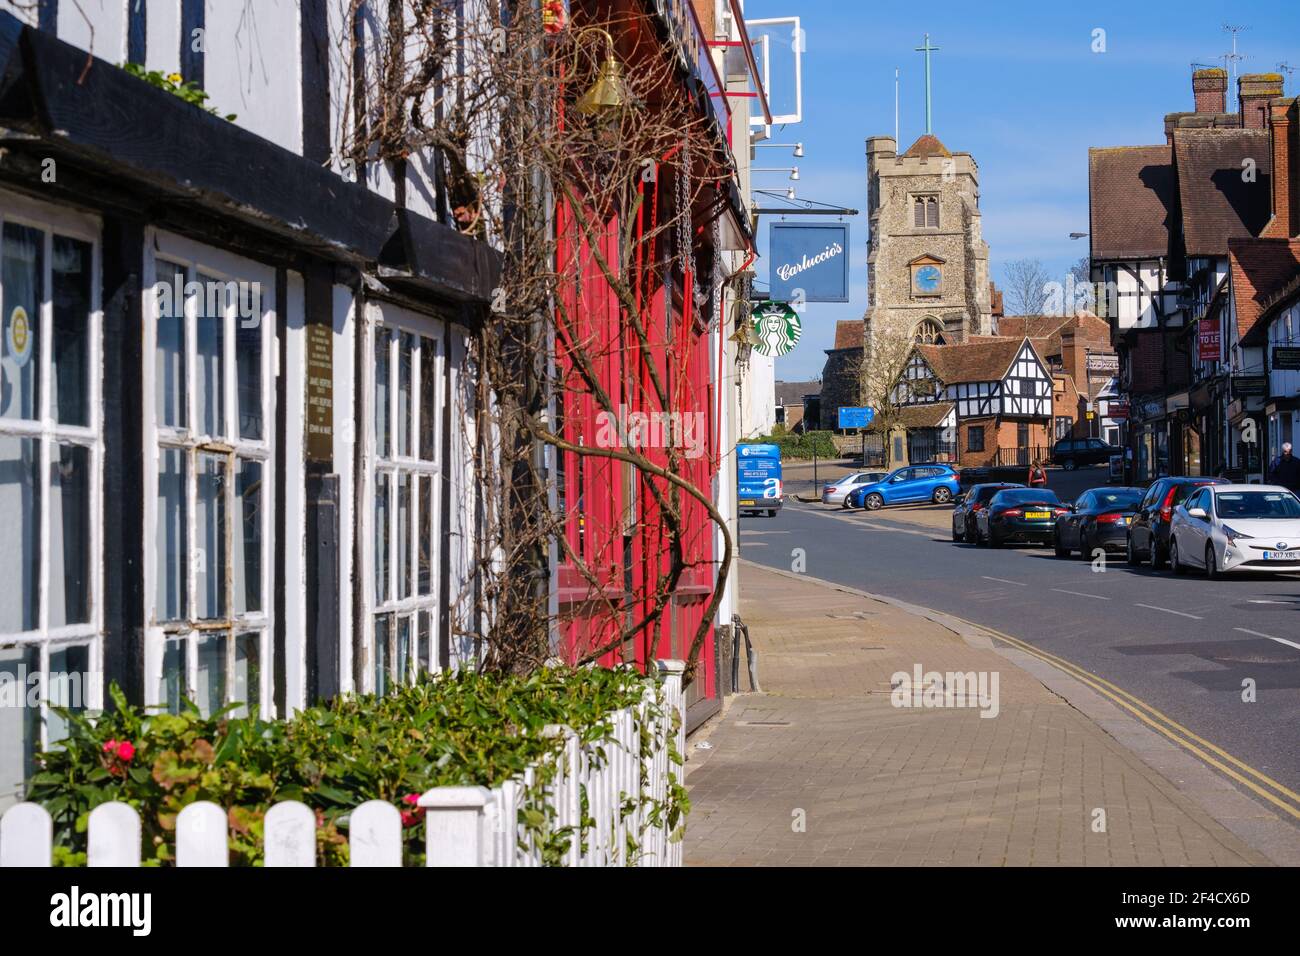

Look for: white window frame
[0,187,104,753]
[141,230,276,719]
[358,302,444,695]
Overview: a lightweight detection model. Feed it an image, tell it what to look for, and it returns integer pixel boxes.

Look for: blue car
[847,464,962,511]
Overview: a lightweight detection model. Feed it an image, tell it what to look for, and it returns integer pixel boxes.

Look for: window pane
[0,644,40,802]
[420,336,438,460]
[397,472,411,601]
[374,472,389,603]
[232,631,260,719]
[196,273,225,438]
[0,436,40,632]
[196,631,227,718]
[1,223,42,421]
[160,636,186,715]
[155,262,186,429]
[397,332,414,457]
[233,458,262,615]
[236,285,263,440]
[418,610,431,674]
[52,236,91,427]
[196,453,226,620]
[46,643,90,747]
[373,614,390,696]
[374,330,390,457]
[418,474,433,595]
[49,443,91,627]
[156,448,188,622]
[397,615,411,685]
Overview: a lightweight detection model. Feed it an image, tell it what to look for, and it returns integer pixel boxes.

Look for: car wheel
[1170,537,1186,575]
[976,526,988,547]
[864,493,884,511]
[1205,543,1219,579]
[767,509,776,518]
[1149,538,1167,570]
[952,522,964,542]
[1062,459,1076,471]
[1126,534,1141,566]
[932,486,952,504]
[988,530,1002,549]
[1078,530,1093,561]
[1053,529,1070,558]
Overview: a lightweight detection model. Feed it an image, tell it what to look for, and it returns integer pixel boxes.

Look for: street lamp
[754,142,804,158]
[1069,232,1088,240]
[754,166,799,181]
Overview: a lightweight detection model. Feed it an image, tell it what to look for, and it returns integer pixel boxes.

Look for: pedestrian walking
[1028,459,1048,488]
[1267,441,1300,495]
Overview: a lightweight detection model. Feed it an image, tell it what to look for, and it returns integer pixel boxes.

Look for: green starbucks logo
[750,301,801,357]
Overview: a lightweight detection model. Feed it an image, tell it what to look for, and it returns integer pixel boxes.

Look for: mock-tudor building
[889,337,1052,467]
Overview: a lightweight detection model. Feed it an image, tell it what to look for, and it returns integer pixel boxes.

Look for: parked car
[951,482,1024,542]
[974,487,1068,548]
[847,464,961,511]
[1051,437,1121,471]
[822,471,888,507]
[1052,487,1144,558]
[1168,484,1300,577]
[1125,476,1227,568]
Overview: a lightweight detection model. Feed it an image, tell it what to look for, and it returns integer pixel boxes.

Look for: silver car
[1168,484,1300,576]
[822,471,888,507]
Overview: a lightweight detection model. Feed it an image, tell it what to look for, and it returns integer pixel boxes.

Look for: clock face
[915,265,942,294]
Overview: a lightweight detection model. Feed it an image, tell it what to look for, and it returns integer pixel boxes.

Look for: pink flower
[400,808,425,828]
[402,793,421,806]
[102,739,117,753]
[116,741,136,762]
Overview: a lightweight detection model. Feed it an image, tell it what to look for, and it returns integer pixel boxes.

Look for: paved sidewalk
[684,562,1274,866]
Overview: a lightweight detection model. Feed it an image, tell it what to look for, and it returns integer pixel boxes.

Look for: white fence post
[176,801,229,867]
[88,802,141,867]
[0,802,52,867]
[264,801,317,867]
[349,800,402,867]
[419,786,490,867]
[656,659,686,868]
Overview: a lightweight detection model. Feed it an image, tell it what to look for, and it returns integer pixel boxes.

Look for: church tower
[865,133,994,346]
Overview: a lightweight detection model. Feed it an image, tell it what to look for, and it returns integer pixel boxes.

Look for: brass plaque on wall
[306,321,334,464]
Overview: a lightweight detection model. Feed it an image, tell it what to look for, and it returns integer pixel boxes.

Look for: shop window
[0,200,101,801]
[146,239,273,719]
[967,425,985,452]
[368,316,443,693]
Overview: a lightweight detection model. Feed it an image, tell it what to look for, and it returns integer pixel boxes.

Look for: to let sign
[769,222,850,303]
[1198,320,1221,362]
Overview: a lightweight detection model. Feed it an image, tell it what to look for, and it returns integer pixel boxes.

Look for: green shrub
[742,430,838,460]
[27,666,684,866]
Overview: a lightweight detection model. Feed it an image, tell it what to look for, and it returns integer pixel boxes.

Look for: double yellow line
[976,623,1300,821]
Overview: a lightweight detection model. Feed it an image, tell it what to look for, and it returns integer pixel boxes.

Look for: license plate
[1025,511,1050,520]
[740,500,755,507]
[1261,551,1293,560]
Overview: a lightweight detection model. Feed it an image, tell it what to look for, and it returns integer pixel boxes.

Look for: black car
[975,488,1068,548]
[951,482,1025,542]
[1051,437,1121,471]
[1052,487,1144,559]
[1126,476,1228,568]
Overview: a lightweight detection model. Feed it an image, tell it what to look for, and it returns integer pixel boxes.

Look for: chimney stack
[1193,68,1227,113]
[1262,97,1299,239]
[1239,73,1285,128]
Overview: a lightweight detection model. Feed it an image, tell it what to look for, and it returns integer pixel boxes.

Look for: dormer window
[913,195,939,229]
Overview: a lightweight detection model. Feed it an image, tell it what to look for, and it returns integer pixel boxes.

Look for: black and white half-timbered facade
[0,2,499,806]
[891,338,1052,467]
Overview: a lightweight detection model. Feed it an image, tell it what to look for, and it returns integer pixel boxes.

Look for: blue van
[737,443,783,517]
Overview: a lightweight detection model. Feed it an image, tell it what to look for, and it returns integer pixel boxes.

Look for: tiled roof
[1088,146,1175,260]
[916,337,1034,385]
[1172,128,1272,257]
[830,320,864,351]
[1228,238,1300,341]
[902,133,952,159]
[774,379,821,406]
[893,402,955,429]
[994,315,1071,342]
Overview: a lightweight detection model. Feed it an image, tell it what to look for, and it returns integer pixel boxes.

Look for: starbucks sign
[750,301,802,357]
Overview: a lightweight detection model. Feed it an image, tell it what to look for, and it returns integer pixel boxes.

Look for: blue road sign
[838,406,875,429]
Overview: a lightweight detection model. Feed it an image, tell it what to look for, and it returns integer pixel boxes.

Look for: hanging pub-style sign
[768,221,849,303]
[750,300,802,357]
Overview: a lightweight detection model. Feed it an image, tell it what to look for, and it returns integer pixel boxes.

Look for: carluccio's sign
[769,222,849,303]
[750,301,802,357]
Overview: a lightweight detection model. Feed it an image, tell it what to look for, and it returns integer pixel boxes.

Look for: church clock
[910,256,944,296]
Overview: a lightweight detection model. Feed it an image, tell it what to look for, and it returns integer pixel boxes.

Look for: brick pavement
[683,562,1274,866]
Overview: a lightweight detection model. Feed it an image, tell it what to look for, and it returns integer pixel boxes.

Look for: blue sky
[742,0,1300,380]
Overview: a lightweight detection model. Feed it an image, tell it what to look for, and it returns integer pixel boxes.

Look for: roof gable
[1228,238,1300,342]
[1089,146,1175,261]
[1172,128,1272,257]
[914,337,1041,385]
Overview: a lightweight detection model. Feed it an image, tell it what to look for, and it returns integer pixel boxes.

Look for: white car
[821,471,887,507]
[1168,484,1300,577]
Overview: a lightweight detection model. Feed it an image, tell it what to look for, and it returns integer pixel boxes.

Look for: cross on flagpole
[915,33,940,134]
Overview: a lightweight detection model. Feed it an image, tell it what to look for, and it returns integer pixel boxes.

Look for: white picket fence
[0,661,686,868]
